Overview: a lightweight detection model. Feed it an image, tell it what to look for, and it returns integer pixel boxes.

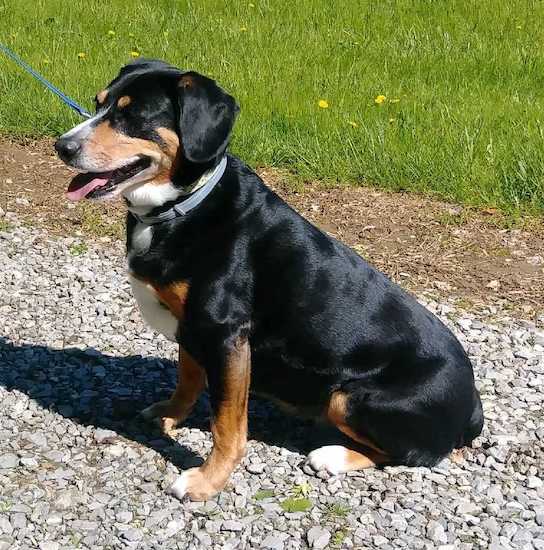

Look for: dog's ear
[177,72,239,163]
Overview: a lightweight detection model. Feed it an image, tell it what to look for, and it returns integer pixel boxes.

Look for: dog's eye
[109,108,130,127]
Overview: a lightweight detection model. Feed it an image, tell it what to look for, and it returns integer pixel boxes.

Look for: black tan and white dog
[54,59,483,501]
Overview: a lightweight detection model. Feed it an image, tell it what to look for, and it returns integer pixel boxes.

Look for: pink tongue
[66,173,112,201]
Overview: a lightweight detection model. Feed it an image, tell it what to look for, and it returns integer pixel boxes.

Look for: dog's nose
[54,138,81,161]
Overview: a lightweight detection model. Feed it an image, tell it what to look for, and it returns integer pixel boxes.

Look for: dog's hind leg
[308,391,389,474]
[141,347,206,434]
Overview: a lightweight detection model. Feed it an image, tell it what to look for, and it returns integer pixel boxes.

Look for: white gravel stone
[527,475,542,488]
[121,527,143,541]
[93,428,117,444]
[0,454,19,469]
[455,500,480,515]
[222,520,244,532]
[116,511,133,523]
[247,462,265,474]
[0,518,13,536]
[307,526,331,549]
[260,532,287,550]
[427,521,448,545]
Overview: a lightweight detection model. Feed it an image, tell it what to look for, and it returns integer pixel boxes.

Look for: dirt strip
[0,138,542,320]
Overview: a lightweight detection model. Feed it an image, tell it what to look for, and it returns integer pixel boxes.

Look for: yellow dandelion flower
[77,52,86,60]
[390,98,400,103]
[374,94,386,105]
[516,25,522,30]
[130,50,140,58]
[389,118,395,123]
[240,26,248,32]
[318,99,329,109]
[107,30,116,37]
[348,120,358,127]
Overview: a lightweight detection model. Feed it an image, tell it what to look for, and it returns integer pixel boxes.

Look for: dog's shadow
[0,337,341,471]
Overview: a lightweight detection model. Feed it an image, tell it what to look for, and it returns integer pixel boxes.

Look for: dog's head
[55,59,238,206]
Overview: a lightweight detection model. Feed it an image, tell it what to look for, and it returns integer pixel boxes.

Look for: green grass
[254,489,275,501]
[1,0,543,214]
[279,496,313,513]
[0,499,12,512]
[68,242,88,255]
[331,529,347,547]
[325,502,350,519]
[0,219,13,232]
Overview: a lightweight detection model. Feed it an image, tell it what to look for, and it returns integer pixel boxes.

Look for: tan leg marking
[308,391,389,474]
[326,391,386,454]
[153,281,190,319]
[130,274,190,321]
[343,447,385,468]
[141,347,206,433]
[308,444,387,474]
[170,338,251,501]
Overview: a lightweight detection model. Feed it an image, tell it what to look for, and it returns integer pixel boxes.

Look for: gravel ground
[0,214,543,550]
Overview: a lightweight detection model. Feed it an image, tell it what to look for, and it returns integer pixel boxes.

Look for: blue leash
[0,43,91,119]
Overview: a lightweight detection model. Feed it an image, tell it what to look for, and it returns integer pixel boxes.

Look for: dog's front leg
[169,336,251,501]
[141,347,206,433]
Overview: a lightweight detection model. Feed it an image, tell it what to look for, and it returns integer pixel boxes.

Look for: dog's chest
[127,222,188,343]
[128,276,179,342]
[129,222,153,259]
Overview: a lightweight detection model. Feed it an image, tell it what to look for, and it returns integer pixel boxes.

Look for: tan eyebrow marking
[117,95,132,108]
[179,75,194,89]
[96,89,108,104]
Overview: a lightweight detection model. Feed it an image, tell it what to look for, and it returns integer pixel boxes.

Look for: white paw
[167,467,219,501]
[168,472,189,500]
[307,445,349,475]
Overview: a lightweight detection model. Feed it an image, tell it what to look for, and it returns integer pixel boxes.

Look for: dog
[54,59,483,501]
